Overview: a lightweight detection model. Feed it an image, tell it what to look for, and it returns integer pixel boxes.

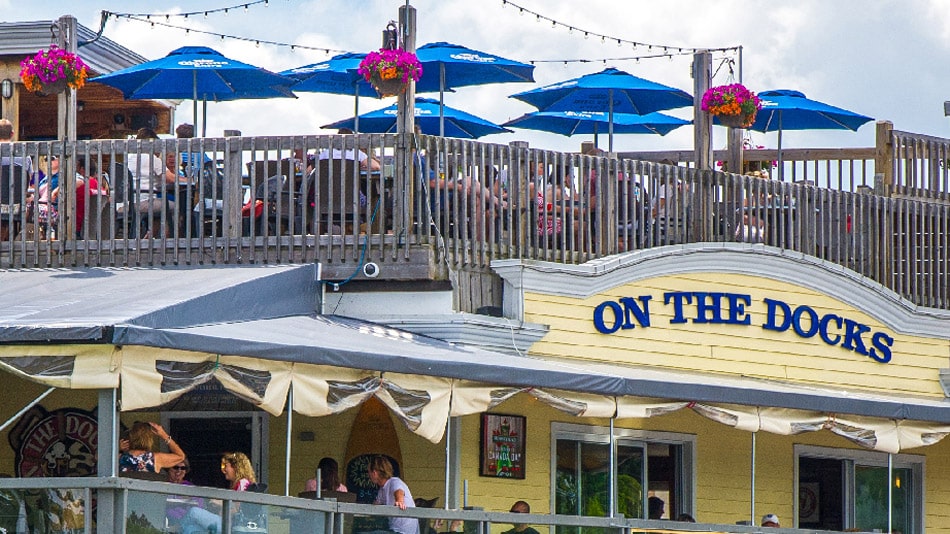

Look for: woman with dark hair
[369,455,418,534]
[305,457,348,493]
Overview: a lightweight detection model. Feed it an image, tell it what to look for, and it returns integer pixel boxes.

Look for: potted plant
[19,45,89,96]
[701,83,761,128]
[358,48,423,97]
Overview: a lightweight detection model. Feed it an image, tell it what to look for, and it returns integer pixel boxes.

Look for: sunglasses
[170,466,188,471]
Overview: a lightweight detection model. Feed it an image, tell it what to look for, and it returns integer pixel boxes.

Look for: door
[164,412,268,488]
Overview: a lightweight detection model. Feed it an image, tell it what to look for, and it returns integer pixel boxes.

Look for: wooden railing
[0,127,946,309]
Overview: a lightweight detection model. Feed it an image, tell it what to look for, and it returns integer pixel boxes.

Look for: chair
[233,482,268,533]
[0,163,26,240]
[192,160,228,237]
[113,161,175,239]
[296,159,361,235]
[243,174,294,236]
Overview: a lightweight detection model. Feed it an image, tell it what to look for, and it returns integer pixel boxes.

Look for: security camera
[363,262,380,278]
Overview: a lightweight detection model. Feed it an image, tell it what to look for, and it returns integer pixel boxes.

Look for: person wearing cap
[502,501,540,534]
[761,514,780,527]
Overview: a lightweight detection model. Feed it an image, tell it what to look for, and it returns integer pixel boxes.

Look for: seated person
[318,128,381,171]
[503,500,540,534]
[305,457,348,494]
[117,127,179,238]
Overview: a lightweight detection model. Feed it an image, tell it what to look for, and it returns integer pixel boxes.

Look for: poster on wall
[480,413,525,479]
[799,482,821,523]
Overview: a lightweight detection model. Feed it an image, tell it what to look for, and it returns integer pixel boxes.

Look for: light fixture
[1,79,12,99]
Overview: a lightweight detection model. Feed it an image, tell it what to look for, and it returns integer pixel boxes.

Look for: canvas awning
[0,265,949,450]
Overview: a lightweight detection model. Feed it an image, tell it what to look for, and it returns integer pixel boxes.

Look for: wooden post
[875,120,894,196]
[693,51,712,170]
[394,5,417,239]
[396,5,416,136]
[56,15,79,239]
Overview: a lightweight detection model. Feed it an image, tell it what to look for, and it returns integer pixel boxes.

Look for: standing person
[502,500,540,534]
[305,457,348,493]
[119,421,186,474]
[761,514,780,527]
[368,455,419,534]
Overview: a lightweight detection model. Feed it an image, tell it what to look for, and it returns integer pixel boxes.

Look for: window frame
[794,444,925,533]
[551,422,696,520]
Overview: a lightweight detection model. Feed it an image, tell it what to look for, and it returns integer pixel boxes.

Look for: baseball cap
[761,514,780,526]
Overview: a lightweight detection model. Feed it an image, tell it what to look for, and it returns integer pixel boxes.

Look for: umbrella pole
[608,89,615,153]
[777,112,784,181]
[193,70,198,137]
[202,99,208,137]
[440,64,446,137]
[354,84,361,134]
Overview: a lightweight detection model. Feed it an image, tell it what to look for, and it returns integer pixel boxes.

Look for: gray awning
[112,314,950,424]
[0,265,318,341]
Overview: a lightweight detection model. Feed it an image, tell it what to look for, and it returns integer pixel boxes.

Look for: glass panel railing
[0,488,89,533]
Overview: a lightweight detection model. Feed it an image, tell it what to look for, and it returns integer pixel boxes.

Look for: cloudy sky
[4,0,948,153]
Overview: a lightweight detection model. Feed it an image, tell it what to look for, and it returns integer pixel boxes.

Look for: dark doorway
[798,456,844,531]
[168,416,253,488]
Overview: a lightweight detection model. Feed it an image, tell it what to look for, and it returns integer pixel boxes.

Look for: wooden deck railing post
[693,51,713,171]
[225,137,243,240]
[875,120,894,196]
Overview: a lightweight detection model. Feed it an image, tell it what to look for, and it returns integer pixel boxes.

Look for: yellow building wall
[453,391,950,534]
[269,406,447,501]
[524,273,949,397]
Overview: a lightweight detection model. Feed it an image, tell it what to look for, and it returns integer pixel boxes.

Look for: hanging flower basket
[358,48,423,98]
[701,83,761,129]
[19,45,89,94]
[38,78,69,96]
[369,72,409,97]
[717,110,757,128]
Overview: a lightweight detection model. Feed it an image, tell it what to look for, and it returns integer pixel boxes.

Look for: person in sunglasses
[164,459,204,528]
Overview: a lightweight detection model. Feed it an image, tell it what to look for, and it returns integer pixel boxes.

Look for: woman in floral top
[118,421,186,474]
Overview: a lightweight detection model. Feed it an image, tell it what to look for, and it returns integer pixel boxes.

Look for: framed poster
[480,413,525,479]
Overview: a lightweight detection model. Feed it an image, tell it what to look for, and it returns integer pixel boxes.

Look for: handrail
[0,476,880,534]
[0,132,946,310]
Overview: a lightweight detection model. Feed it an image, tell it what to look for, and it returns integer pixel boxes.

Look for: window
[796,445,923,534]
[552,423,694,530]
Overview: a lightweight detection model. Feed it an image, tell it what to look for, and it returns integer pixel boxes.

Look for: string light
[109,12,349,55]
[107,0,268,20]
[499,0,738,57]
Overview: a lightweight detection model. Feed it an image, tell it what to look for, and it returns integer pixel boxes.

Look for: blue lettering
[762,298,792,332]
[693,292,723,324]
[620,296,652,328]
[841,319,871,356]
[664,292,692,324]
[792,305,819,338]
[725,294,752,325]
[593,301,623,334]
[818,314,843,345]
[869,332,893,363]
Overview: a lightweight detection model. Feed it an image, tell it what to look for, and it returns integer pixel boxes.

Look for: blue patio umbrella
[280,52,379,133]
[509,67,693,151]
[747,89,873,179]
[322,97,510,139]
[414,42,535,136]
[503,110,689,139]
[93,46,296,136]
